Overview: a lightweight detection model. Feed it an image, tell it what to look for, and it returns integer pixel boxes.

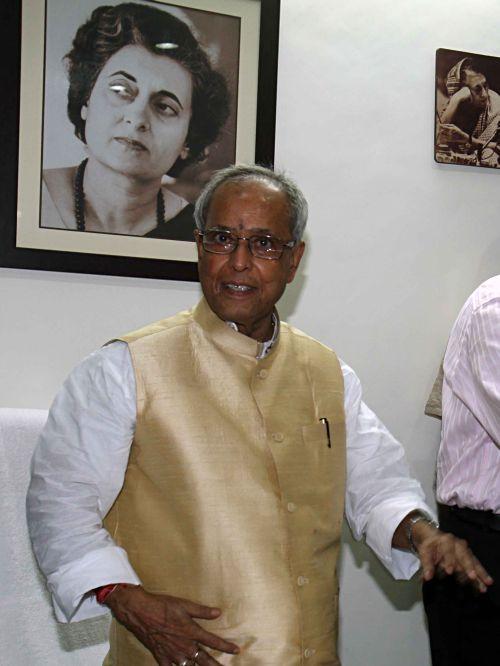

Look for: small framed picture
[435,48,500,170]
[0,0,280,281]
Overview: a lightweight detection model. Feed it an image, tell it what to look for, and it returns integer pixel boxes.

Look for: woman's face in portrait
[81,44,193,180]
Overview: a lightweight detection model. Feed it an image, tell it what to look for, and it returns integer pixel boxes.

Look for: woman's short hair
[194,164,309,242]
[65,2,230,175]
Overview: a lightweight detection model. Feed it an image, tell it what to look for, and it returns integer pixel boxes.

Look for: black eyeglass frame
[197,228,296,260]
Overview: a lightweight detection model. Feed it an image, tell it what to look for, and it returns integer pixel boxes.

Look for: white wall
[2,1,500,664]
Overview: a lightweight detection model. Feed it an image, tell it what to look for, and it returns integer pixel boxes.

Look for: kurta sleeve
[342,361,435,579]
[27,342,141,622]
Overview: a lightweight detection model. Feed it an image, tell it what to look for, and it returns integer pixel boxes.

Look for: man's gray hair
[194,164,308,241]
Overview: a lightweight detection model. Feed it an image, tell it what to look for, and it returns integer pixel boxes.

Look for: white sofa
[0,408,109,665]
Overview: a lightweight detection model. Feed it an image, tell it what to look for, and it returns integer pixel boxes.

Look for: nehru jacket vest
[103,299,346,665]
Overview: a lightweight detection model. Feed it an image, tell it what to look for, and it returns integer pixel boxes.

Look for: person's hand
[450,85,473,104]
[438,123,469,143]
[105,585,239,665]
[411,521,494,593]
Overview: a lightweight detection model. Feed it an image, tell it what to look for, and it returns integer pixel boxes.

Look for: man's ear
[194,229,204,260]
[286,241,305,284]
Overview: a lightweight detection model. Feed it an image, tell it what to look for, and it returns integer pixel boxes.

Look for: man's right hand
[104,585,240,666]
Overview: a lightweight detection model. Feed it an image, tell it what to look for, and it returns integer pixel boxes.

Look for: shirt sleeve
[26,341,141,622]
[342,360,434,579]
[448,298,500,447]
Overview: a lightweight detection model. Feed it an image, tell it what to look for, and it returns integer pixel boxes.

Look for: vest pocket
[302,416,344,451]
[302,421,331,445]
[298,419,344,544]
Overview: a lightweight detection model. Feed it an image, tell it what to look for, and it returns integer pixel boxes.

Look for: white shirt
[437,275,500,512]
[27,341,431,623]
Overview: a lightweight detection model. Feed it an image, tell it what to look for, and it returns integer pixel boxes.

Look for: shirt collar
[225,311,280,360]
[192,298,280,361]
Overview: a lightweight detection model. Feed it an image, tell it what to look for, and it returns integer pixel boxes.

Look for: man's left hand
[394,513,494,593]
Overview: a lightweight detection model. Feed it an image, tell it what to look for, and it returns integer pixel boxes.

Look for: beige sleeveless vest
[104,299,346,665]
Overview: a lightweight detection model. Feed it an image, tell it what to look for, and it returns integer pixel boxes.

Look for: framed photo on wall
[0,0,280,281]
[435,48,500,170]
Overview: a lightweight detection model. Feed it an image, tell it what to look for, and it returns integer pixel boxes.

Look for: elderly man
[423,276,500,666]
[27,165,492,666]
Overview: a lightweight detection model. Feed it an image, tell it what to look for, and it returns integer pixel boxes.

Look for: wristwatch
[405,512,439,554]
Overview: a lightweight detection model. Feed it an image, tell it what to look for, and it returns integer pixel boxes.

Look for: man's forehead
[211,177,285,203]
[203,176,295,240]
[212,223,280,234]
[206,177,291,229]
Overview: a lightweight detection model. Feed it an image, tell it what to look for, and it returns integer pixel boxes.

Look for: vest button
[304,648,316,658]
[287,502,297,512]
[257,369,268,379]
[271,432,284,442]
[297,575,309,586]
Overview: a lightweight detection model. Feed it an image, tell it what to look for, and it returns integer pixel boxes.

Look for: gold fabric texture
[425,361,444,420]
[104,299,346,665]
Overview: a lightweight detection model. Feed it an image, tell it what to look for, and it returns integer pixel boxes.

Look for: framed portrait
[435,48,500,170]
[0,0,280,281]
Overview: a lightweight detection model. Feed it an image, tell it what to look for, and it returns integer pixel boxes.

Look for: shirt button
[257,369,268,379]
[287,502,297,513]
[297,575,309,586]
[271,432,284,442]
[304,648,316,659]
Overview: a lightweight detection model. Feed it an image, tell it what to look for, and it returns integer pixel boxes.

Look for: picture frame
[0,0,280,281]
[435,47,500,170]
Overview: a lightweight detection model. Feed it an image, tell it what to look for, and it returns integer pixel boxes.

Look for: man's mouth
[114,137,148,151]
[224,283,255,293]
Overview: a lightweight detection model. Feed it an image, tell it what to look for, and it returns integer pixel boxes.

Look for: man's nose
[229,238,252,270]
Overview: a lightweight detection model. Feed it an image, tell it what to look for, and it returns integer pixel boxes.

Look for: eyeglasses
[199,228,296,260]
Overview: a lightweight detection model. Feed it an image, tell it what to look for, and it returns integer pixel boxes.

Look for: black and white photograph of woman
[435,48,500,169]
[41,1,239,240]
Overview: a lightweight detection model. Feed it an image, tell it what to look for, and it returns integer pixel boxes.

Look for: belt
[440,504,500,532]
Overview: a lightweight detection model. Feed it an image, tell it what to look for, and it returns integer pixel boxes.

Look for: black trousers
[422,504,500,666]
